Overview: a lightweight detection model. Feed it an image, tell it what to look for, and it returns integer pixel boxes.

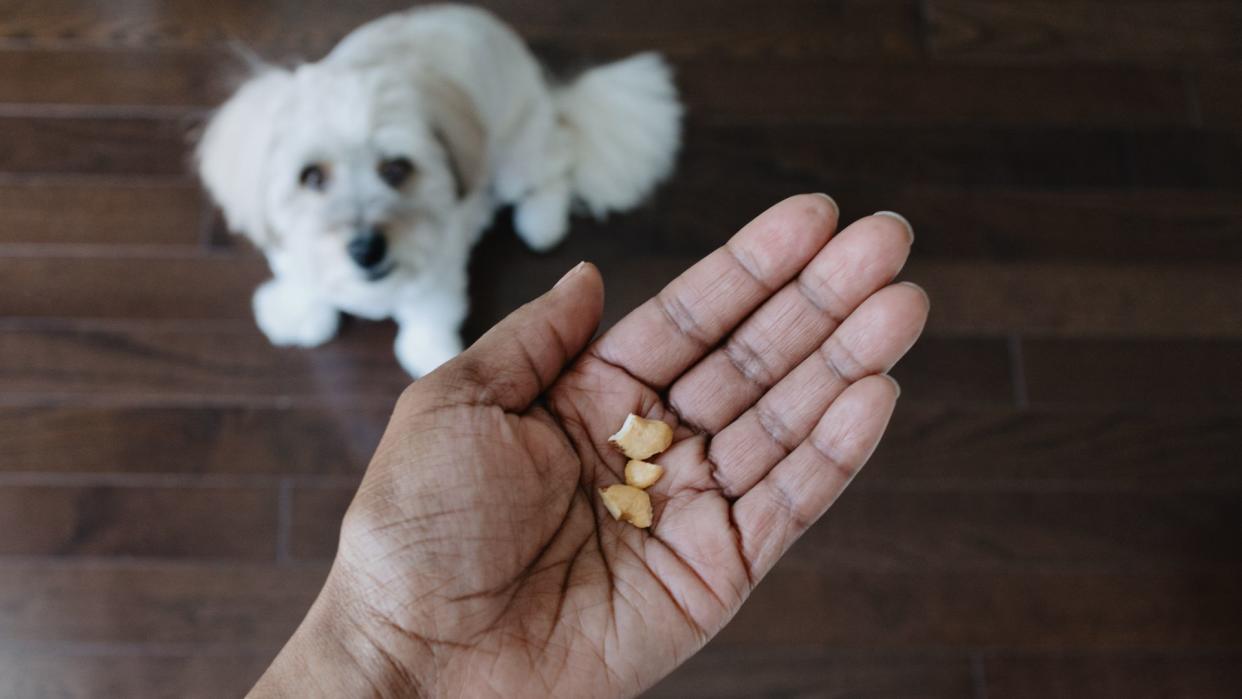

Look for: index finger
[591,194,840,389]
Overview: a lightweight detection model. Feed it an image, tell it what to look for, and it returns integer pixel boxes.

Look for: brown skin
[250,195,929,698]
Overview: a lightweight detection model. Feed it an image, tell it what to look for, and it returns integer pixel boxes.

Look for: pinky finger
[731,373,900,582]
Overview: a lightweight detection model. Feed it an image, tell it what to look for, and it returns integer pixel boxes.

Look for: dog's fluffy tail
[556,52,682,218]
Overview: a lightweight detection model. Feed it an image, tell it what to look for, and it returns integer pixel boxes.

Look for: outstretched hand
[251,195,929,698]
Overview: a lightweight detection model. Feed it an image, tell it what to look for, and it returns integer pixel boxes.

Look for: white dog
[197,4,681,376]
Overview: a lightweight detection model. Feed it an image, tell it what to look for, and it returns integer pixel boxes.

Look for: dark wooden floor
[0,1,1240,697]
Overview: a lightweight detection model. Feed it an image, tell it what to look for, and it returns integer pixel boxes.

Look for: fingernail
[898,280,930,304]
[555,261,587,288]
[874,211,914,244]
[882,373,902,398]
[812,192,839,215]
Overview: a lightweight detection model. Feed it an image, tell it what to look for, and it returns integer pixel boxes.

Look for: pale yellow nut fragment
[598,484,653,529]
[624,459,664,489]
[608,413,673,461]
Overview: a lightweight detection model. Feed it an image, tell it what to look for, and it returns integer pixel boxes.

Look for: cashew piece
[598,484,653,528]
[624,459,664,489]
[608,413,673,461]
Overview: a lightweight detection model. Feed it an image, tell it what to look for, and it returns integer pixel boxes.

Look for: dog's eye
[378,157,415,188]
[299,164,327,191]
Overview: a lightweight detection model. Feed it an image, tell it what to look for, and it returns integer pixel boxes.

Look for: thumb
[434,262,605,411]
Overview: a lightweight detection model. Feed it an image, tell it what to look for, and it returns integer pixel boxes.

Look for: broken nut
[598,484,653,528]
[608,413,673,461]
[624,459,664,489]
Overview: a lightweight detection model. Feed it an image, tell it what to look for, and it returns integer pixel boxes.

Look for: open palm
[282,195,928,698]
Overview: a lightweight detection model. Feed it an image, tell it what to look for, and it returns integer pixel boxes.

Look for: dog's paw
[514,181,570,252]
[395,326,462,378]
[252,279,339,347]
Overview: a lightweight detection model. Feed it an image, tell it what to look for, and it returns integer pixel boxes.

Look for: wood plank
[792,490,1242,571]
[0,47,1194,131]
[679,123,1136,190]
[503,186,1242,264]
[0,560,324,645]
[887,337,1014,406]
[872,404,1242,488]
[0,0,921,60]
[1023,339,1242,407]
[6,255,1239,341]
[927,0,1242,64]
[12,116,1229,191]
[0,48,220,108]
[861,189,1242,263]
[645,647,975,698]
[0,180,204,247]
[0,648,270,699]
[1130,129,1242,188]
[911,260,1242,339]
[289,485,353,560]
[721,565,1242,649]
[0,116,188,176]
[682,61,1192,128]
[0,322,410,404]
[983,653,1242,699]
[0,406,385,475]
[1196,68,1242,129]
[0,256,266,319]
[5,560,1239,652]
[0,484,276,559]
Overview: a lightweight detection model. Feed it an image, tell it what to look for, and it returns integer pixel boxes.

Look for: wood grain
[1196,68,1242,129]
[0,46,1197,131]
[1129,129,1242,188]
[792,490,1242,571]
[721,565,1242,649]
[0,485,276,558]
[0,255,266,319]
[9,254,1238,339]
[0,49,221,108]
[481,186,1242,264]
[0,1,922,59]
[0,649,271,699]
[682,61,1193,128]
[887,337,1015,405]
[0,322,410,404]
[983,653,1242,699]
[289,485,354,560]
[0,180,205,247]
[871,404,1242,487]
[911,261,1242,338]
[5,559,1239,652]
[0,406,385,475]
[1023,339,1242,407]
[645,647,975,698]
[0,116,189,176]
[0,560,324,645]
[927,1,1242,64]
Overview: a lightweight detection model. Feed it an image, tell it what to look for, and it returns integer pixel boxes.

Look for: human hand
[251,195,929,698]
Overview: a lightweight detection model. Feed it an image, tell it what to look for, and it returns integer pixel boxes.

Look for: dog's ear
[196,67,294,247]
[420,77,486,199]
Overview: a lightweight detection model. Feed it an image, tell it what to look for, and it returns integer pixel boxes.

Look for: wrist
[248,561,428,698]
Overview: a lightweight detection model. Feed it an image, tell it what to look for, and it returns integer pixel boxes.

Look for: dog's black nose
[347,229,388,269]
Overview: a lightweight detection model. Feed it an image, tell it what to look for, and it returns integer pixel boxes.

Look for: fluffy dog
[197,4,681,376]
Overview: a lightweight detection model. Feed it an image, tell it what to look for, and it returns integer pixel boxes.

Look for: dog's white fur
[197,4,681,376]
